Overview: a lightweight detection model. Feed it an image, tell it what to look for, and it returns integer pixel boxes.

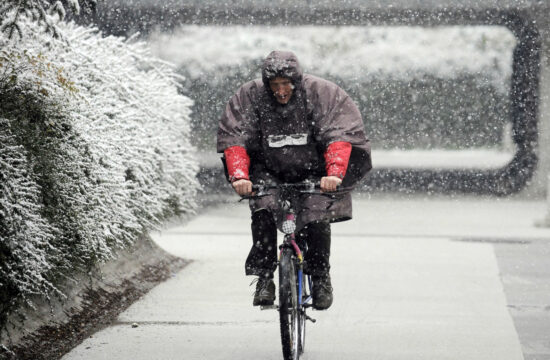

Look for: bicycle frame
[280,212,312,310]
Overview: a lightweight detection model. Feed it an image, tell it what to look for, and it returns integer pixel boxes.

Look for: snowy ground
[372,149,514,169]
[63,194,550,360]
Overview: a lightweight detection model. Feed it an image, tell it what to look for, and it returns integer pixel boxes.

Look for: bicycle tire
[298,272,307,355]
[279,249,300,360]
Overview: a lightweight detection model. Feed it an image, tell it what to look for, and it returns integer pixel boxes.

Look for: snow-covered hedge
[150,25,515,90]
[149,25,515,151]
[0,19,198,325]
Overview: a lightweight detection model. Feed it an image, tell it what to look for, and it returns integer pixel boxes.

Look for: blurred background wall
[80,0,550,196]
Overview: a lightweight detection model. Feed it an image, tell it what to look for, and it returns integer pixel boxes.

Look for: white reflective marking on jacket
[267,133,308,148]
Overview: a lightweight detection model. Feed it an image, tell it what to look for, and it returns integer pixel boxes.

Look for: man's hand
[320,176,342,192]
[232,179,253,196]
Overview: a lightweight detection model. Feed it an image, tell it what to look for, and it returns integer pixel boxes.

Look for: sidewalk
[62,194,550,360]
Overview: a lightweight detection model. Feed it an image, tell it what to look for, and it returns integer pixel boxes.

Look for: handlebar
[251,181,320,193]
[238,180,350,202]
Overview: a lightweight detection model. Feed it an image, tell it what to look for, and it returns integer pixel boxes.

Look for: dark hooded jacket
[217,51,372,229]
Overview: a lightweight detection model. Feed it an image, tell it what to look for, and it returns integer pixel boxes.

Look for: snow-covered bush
[1,0,97,39]
[149,25,515,151]
[0,19,198,325]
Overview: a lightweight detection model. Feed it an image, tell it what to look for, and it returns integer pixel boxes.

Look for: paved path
[63,194,550,360]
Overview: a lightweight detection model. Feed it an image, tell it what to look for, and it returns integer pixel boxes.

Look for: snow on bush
[1,0,97,39]
[148,25,515,151]
[149,25,516,93]
[0,19,198,324]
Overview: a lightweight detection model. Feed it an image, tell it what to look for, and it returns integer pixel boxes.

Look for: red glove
[224,146,250,182]
[324,141,352,179]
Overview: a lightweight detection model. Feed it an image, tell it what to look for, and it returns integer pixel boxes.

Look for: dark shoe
[252,277,276,306]
[312,274,333,310]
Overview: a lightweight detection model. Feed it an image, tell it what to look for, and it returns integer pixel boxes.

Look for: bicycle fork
[280,213,316,323]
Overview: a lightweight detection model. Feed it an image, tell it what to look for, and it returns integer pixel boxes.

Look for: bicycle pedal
[260,305,278,310]
[305,314,317,323]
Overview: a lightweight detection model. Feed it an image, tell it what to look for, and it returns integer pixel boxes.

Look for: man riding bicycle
[217,50,371,310]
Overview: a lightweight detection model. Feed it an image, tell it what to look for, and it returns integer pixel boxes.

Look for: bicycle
[242,180,347,360]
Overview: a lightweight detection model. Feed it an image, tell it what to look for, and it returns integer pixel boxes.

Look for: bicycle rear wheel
[279,248,300,360]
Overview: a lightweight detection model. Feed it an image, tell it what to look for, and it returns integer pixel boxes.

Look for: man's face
[269,77,293,104]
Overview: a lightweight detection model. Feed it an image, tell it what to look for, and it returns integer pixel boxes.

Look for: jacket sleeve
[224,146,250,182]
[324,141,352,179]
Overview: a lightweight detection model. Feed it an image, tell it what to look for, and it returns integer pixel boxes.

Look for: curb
[0,235,189,360]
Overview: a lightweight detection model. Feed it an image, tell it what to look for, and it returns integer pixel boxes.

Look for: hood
[261,50,303,88]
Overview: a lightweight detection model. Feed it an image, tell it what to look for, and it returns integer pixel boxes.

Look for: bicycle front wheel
[279,248,300,360]
[298,273,307,355]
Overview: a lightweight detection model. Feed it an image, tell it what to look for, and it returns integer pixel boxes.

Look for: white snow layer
[148,25,515,93]
[0,19,198,308]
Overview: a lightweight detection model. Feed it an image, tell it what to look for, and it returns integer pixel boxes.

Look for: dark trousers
[245,210,331,279]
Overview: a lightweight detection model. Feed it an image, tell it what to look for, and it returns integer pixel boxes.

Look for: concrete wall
[530,25,550,197]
